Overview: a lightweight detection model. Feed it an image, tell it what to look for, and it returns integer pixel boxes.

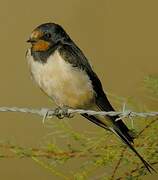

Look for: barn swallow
[26,23,155,172]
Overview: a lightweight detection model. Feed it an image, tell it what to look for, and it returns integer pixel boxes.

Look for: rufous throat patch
[32,40,50,51]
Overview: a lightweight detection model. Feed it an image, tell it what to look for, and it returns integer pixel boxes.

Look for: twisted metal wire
[0,106,157,122]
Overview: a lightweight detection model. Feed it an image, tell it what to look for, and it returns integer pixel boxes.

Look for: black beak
[27,39,31,43]
[27,39,37,43]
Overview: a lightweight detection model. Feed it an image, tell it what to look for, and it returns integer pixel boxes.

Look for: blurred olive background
[0,0,157,179]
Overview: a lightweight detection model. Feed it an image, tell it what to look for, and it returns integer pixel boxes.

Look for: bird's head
[27,23,69,52]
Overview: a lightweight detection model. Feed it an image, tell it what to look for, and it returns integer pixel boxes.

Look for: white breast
[27,49,95,108]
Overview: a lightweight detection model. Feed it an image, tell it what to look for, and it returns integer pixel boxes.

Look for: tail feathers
[82,114,110,131]
[110,127,156,173]
[96,95,134,143]
[109,115,135,143]
[82,113,156,173]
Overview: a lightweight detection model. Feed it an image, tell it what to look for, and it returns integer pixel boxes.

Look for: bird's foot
[54,107,74,119]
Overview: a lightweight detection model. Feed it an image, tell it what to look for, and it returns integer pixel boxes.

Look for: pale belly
[27,49,95,108]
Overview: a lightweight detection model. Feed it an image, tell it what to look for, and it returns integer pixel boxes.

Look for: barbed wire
[0,106,157,123]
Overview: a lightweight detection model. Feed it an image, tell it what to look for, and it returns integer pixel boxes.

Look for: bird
[26,22,155,173]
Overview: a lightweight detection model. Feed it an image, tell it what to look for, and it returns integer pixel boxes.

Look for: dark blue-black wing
[59,40,133,142]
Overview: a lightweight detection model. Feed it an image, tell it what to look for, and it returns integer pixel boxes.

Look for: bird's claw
[54,107,74,119]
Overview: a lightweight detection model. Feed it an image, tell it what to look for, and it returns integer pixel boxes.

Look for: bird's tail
[82,113,156,173]
[110,126,156,173]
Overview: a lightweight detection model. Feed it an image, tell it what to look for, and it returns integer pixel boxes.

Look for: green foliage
[0,76,157,179]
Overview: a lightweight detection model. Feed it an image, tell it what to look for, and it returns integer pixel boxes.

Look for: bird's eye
[43,33,51,40]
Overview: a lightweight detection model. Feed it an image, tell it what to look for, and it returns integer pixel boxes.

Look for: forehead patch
[31,30,43,39]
